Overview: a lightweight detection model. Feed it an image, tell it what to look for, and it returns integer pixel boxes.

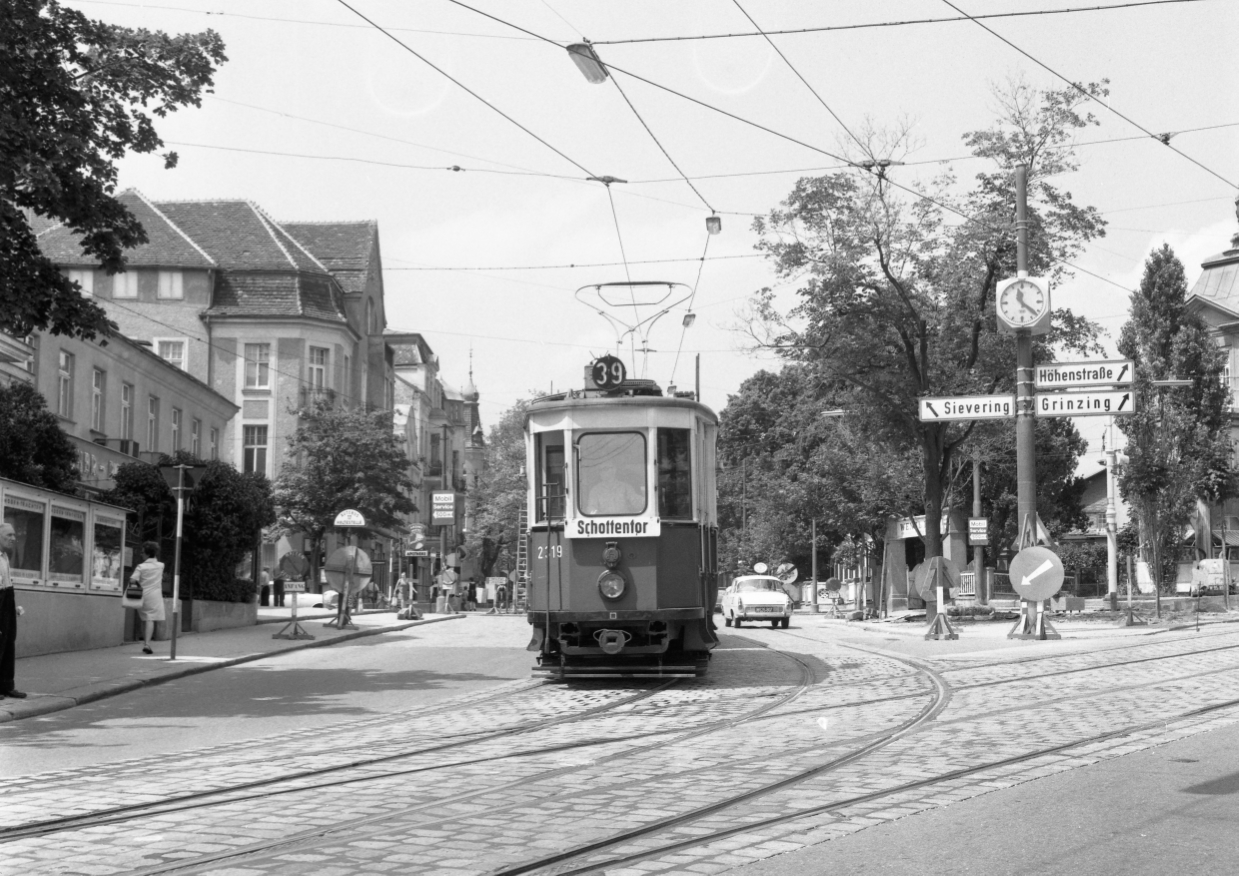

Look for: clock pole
[1014,164,1037,545]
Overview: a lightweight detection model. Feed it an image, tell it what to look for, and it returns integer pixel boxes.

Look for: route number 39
[537,545,563,559]
[591,355,626,390]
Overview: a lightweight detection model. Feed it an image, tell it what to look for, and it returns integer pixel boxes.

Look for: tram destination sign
[1035,359,1133,389]
[1036,390,1134,417]
[919,394,1015,422]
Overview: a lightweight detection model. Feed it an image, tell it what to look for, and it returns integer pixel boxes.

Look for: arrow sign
[1008,546,1065,602]
[1035,359,1135,389]
[1035,390,1136,418]
[919,395,1016,422]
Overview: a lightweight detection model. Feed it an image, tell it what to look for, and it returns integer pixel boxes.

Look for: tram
[525,355,720,679]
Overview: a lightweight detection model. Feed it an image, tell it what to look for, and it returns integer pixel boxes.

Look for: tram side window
[657,428,693,520]
[578,432,646,516]
[535,432,566,521]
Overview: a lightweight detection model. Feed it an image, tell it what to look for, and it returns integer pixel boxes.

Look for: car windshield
[736,579,781,593]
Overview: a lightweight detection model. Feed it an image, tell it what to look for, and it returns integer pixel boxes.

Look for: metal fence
[991,570,1108,599]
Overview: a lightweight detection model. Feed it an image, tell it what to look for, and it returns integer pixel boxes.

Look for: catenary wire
[608,73,717,213]
[594,0,1212,44]
[729,0,868,155]
[332,0,597,178]
[386,253,762,271]
[940,0,1237,191]
[445,1,1138,292]
[670,233,713,385]
[68,0,540,39]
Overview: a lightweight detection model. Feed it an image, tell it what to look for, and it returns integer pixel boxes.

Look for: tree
[1117,244,1233,593]
[102,450,275,601]
[273,398,416,588]
[749,80,1106,560]
[1,0,226,340]
[465,397,535,579]
[0,380,79,492]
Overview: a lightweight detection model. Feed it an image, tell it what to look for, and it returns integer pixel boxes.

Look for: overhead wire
[729,0,868,155]
[670,233,713,386]
[940,0,1237,191]
[332,0,597,178]
[385,253,762,271]
[593,0,1211,44]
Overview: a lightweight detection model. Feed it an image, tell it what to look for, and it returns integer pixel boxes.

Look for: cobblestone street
[5,615,1239,876]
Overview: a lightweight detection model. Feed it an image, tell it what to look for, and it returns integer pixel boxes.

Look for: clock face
[998,280,1047,326]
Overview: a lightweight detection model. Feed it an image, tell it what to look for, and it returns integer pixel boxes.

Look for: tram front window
[657,428,693,519]
[578,432,646,516]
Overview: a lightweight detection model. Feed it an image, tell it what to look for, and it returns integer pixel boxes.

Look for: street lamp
[706,215,722,235]
[567,43,608,84]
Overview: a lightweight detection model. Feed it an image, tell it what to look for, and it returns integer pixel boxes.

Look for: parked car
[721,575,793,629]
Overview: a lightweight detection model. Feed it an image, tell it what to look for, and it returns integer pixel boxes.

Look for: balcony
[298,386,337,409]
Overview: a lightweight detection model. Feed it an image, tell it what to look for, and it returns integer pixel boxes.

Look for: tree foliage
[1117,244,1234,591]
[0,380,79,492]
[465,397,534,578]
[1,0,226,340]
[103,450,274,601]
[273,398,416,585]
[749,80,1106,559]
[716,363,1087,580]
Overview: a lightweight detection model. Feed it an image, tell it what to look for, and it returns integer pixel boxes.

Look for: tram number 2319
[537,544,563,560]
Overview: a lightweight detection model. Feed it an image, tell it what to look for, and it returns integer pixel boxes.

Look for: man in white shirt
[0,523,26,699]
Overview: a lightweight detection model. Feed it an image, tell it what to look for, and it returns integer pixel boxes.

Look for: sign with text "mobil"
[919,395,1015,422]
[431,491,457,522]
[1035,359,1133,389]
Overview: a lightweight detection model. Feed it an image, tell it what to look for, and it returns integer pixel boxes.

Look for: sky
[73,0,1239,465]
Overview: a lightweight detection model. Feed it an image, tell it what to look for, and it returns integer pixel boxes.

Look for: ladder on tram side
[513,509,529,612]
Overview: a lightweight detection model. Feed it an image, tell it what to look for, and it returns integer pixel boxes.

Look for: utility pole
[972,455,985,604]
[1105,416,1119,608]
[810,518,818,613]
[1014,164,1037,540]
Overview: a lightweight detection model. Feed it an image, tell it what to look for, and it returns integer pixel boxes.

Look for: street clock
[996,276,1051,335]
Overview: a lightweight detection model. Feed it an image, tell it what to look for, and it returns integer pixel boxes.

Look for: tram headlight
[598,571,625,600]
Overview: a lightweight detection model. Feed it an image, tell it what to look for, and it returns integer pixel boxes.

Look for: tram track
[0,641,815,849]
[0,643,830,876]
[19,628,1239,876]
[0,679,677,842]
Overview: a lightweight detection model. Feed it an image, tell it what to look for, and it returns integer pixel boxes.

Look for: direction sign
[1035,359,1133,389]
[1035,390,1134,418]
[405,550,430,557]
[968,517,988,546]
[432,491,457,522]
[1008,546,1065,601]
[919,395,1015,422]
[282,580,306,593]
[333,508,365,527]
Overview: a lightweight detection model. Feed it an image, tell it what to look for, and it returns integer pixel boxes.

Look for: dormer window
[158,270,183,299]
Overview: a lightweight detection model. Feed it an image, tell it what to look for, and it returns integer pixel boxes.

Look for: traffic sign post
[1006,545,1064,640]
[917,557,960,641]
[271,579,314,641]
[326,509,368,631]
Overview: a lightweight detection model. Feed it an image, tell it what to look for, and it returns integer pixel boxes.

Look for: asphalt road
[0,617,533,779]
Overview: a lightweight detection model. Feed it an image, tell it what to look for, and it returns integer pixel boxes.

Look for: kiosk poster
[49,505,87,589]
[4,494,47,585]
[91,517,125,592]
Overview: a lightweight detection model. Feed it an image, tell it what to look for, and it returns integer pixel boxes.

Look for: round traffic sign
[1008,546,1065,601]
[823,577,842,593]
[323,546,372,593]
[915,556,961,599]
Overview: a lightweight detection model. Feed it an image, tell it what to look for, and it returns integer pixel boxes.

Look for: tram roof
[527,390,717,425]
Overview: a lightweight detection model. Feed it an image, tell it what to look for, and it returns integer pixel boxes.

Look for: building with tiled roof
[37,190,400,578]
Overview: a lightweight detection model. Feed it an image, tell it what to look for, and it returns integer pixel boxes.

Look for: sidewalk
[0,608,464,724]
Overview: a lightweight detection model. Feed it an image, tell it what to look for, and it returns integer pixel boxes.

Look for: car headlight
[737,600,745,612]
[598,571,625,599]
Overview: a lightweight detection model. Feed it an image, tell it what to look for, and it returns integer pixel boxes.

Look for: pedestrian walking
[0,523,26,699]
[258,566,272,607]
[273,571,286,607]
[130,541,166,655]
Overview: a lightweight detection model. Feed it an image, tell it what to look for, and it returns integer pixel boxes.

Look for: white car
[721,575,793,629]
